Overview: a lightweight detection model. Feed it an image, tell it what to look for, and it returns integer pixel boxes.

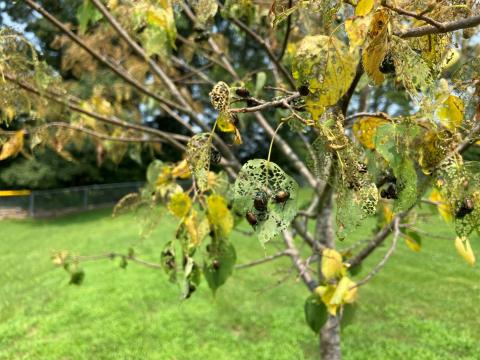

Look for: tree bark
[316,189,342,360]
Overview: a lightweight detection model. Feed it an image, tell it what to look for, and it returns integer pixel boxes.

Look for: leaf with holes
[292,35,357,118]
[186,133,211,192]
[233,159,298,245]
[204,240,236,294]
[362,9,389,85]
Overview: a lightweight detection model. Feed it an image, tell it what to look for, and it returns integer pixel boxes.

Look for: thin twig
[230,93,300,113]
[398,14,480,38]
[72,252,163,270]
[350,217,400,289]
[235,250,293,269]
[283,230,318,291]
[382,1,445,30]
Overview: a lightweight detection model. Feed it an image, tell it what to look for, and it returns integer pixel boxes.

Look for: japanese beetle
[253,192,268,211]
[357,162,368,174]
[379,53,395,74]
[246,210,258,227]
[235,88,250,97]
[210,148,221,165]
[212,259,220,269]
[380,184,398,199]
[274,190,290,209]
[456,198,474,219]
[298,85,310,96]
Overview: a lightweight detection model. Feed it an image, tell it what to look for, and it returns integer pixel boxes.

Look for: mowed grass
[1,206,479,360]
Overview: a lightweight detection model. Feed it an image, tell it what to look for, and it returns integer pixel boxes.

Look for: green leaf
[194,0,218,28]
[77,0,102,35]
[69,268,85,285]
[233,159,299,245]
[255,71,267,96]
[293,35,357,119]
[203,240,236,294]
[146,160,165,185]
[341,303,357,330]
[304,294,328,333]
[375,123,419,211]
[186,133,212,192]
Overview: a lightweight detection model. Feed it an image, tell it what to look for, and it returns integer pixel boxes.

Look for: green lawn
[1,207,479,359]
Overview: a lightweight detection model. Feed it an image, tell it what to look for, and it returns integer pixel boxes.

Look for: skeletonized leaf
[362,9,390,85]
[391,37,433,100]
[292,35,357,119]
[455,236,475,266]
[194,0,218,27]
[233,159,298,245]
[186,133,211,191]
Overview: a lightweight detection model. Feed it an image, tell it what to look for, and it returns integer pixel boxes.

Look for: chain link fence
[0,182,143,219]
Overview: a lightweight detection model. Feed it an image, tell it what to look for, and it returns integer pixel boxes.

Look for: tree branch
[277,0,293,61]
[350,217,400,289]
[235,250,293,269]
[4,73,188,151]
[283,230,318,291]
[71,252,163,270]
[217,2,296,88]
[382,1,445,30]
[230,93,301,113]
[18,122,188,144]
[398,14,480,38]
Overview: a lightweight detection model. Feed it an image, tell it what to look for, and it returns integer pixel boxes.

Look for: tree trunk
[316,187,342,360]
[320,315,341,360]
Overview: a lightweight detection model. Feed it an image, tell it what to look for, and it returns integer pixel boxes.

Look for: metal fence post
[28,192,35,217]
[83,188,88,209]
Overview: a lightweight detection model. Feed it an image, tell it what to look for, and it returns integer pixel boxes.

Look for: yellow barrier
[0,190,32,197]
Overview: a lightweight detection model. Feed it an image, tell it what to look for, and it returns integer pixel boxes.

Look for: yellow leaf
[345,16,371,51]
[184,210,210,247]
[305,99,325,121]
[362,9,390,85]
[315,285,339,315]
[171,159,191,179]
[321,248,343,281]
[217,111,235,133]
[405,236,421,252]
[168,192,192,218]
[455,236,475,266]
[331,276,358,305]
[352,117,389,149]
[355,0,374,16]
[207,194,233,236]
[437,95,464,132]
[156,166,173,187]
[0,130,25,161]
[382,202,394,224]
[293,35,357,110]
[4,106,16,122]
[429,189,452,223]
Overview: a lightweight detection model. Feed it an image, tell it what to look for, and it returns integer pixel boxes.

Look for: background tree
[2,1,480,359]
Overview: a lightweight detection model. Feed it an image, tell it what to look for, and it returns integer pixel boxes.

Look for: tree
[2,1,480,358]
